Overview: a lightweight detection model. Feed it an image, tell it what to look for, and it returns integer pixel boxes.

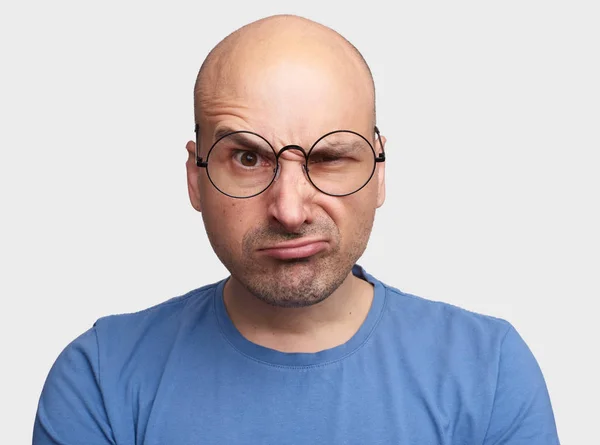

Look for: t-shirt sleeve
[33,326,115,445]
[482,325,560,445]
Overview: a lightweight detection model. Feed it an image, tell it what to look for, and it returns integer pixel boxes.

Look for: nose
[266,150,315,233]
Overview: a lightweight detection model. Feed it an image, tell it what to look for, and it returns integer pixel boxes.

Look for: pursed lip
[258,238,328,260]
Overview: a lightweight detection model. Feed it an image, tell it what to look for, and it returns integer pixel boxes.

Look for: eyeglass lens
[205,131,377,198]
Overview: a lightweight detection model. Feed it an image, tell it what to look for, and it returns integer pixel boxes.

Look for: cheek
[200,177,237,238]
[200,194,258,254]
[203,200,238,234]
[321,193,377,246]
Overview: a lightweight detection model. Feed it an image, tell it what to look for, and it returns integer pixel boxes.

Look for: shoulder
[372,278,559,442]
[54,281,223,385]
[46,281,221,376]
[372,278,516,395]
[34,282,223,442]
[93,281,220,344]
[379,280,512,347]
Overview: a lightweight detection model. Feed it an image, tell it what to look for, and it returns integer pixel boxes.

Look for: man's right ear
[185,140,202,212]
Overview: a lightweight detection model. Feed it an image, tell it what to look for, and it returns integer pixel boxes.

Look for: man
[34,15,559,444]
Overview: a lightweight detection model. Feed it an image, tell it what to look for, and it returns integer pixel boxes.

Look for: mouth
[258,239,328,260]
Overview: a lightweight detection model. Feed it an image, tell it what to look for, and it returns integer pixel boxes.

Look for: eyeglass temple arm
[194,124,208,167]
[374,126,386,163]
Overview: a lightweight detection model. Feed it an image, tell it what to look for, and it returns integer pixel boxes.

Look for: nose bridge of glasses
[276,145,308,160]
[273,145,310,182]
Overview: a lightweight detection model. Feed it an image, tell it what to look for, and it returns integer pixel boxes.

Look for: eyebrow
[313,139,366,153]
[212,128,369,153]
[213,127,275,157]
[213,126,241,142]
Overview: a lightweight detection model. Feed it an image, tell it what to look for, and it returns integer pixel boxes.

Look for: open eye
[234,150,261,167]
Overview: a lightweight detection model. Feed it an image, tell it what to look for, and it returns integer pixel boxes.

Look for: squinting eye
[309,153,343,164]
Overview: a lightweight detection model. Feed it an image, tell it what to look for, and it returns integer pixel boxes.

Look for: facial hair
[219,213,374,308]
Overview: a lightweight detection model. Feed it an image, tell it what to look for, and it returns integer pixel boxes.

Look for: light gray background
[1,1,598,443]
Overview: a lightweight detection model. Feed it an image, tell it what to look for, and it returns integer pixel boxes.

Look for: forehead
[197,48,374,144]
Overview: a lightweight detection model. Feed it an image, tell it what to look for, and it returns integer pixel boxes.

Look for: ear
[376,135,386,208]
[185,140,202,212]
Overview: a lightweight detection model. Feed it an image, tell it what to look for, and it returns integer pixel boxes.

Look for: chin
[236,254,352,308]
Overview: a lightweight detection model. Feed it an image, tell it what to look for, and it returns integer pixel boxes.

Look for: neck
[223,271,374,353]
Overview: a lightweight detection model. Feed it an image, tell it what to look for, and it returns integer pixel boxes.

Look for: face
[186,47,386,308]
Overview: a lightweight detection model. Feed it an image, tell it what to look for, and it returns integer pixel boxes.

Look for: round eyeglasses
[194,125,385,199]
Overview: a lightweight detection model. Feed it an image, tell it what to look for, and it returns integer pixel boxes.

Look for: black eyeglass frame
[194,125,386,199]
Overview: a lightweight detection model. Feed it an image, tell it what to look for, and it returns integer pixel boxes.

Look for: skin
[185,15,386,353]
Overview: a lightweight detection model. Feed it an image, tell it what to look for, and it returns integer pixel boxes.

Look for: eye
[309,152,344,164]
[234,150,260,167]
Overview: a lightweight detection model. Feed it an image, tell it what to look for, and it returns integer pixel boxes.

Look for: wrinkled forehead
[195,39,375,147]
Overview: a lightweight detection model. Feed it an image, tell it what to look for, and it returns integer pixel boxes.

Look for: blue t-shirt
[34,266,559,444]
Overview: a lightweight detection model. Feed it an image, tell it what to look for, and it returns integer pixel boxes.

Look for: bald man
[34,15,559,445]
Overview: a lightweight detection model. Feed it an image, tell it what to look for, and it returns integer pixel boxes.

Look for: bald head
[185,16,386,307]
[193,15,376,135]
